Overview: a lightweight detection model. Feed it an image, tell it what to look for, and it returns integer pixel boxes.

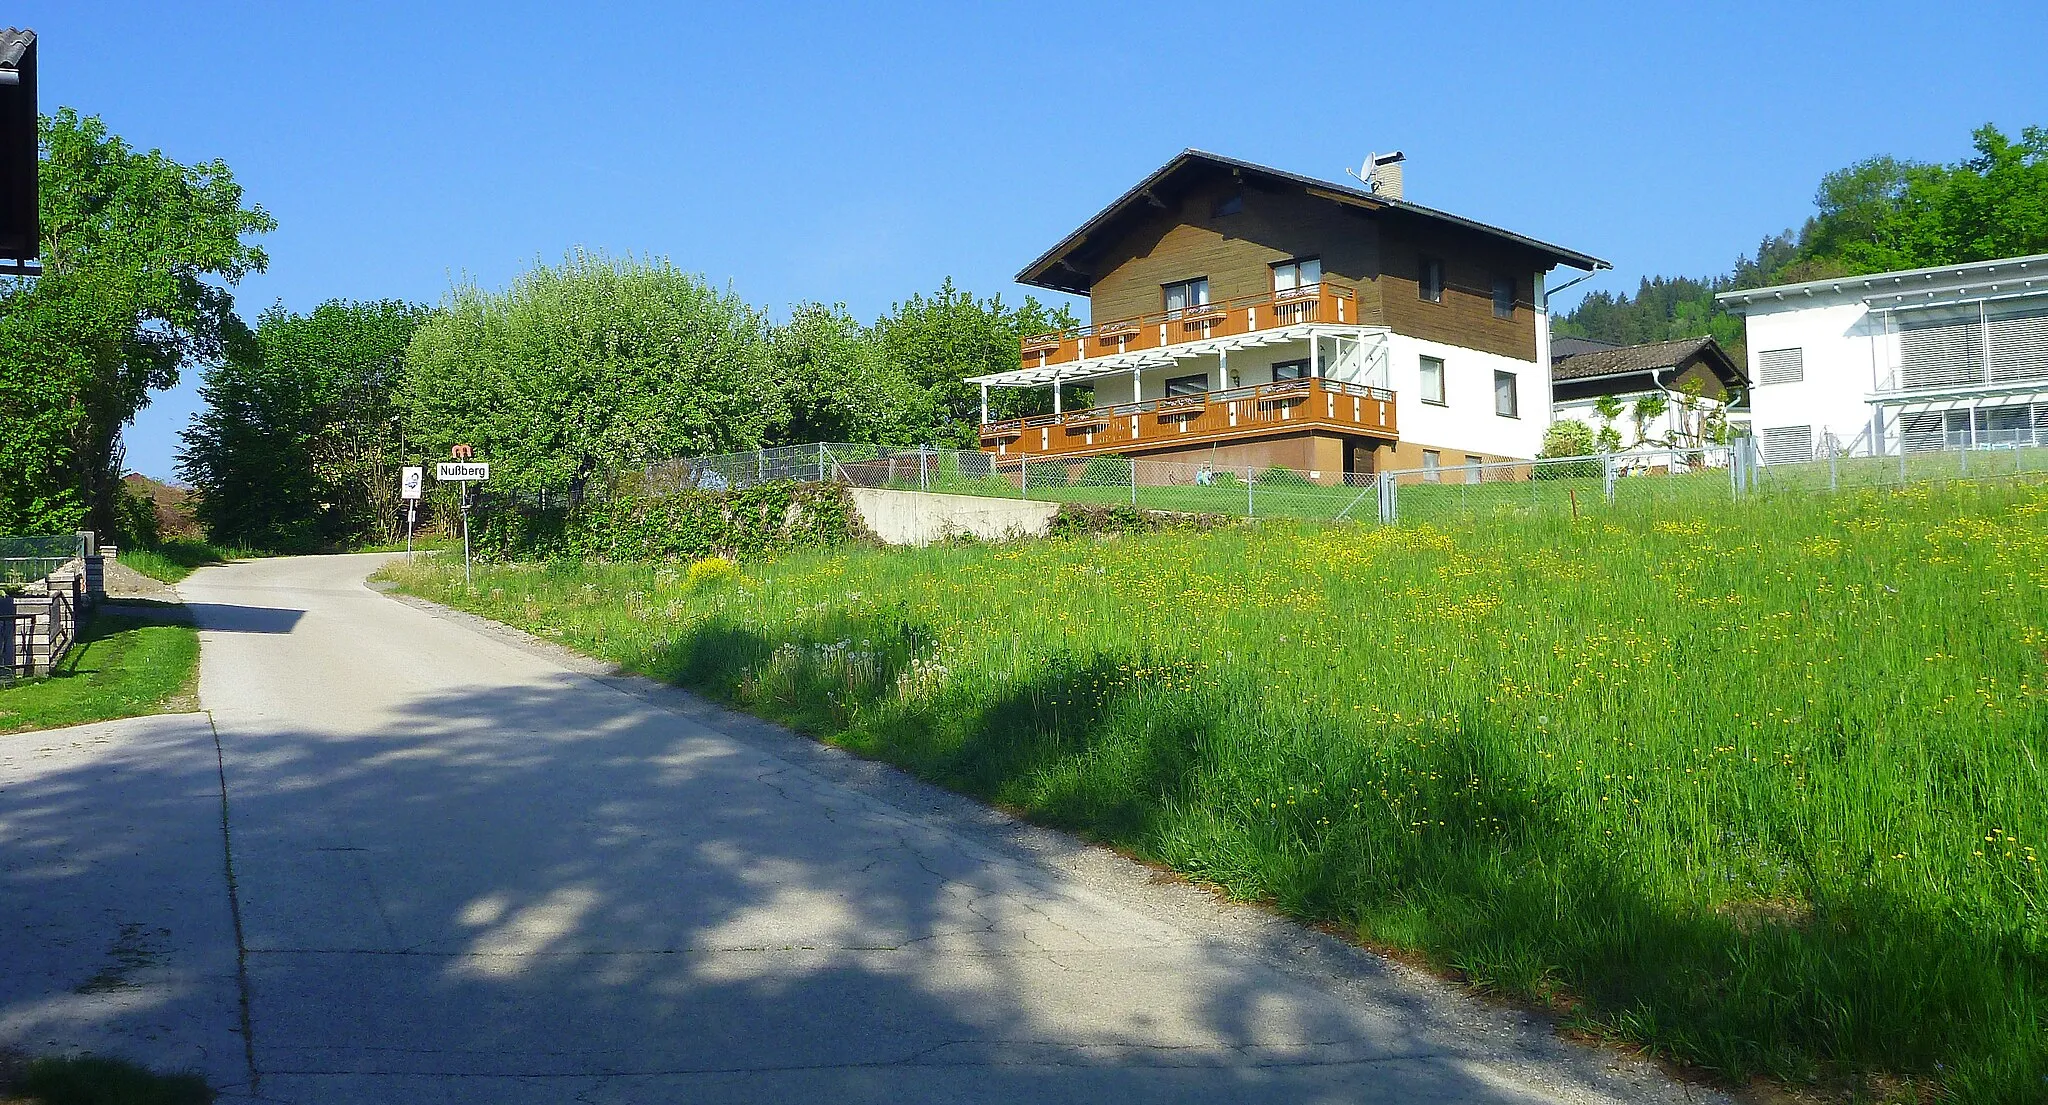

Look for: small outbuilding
[1549,335,1748,450]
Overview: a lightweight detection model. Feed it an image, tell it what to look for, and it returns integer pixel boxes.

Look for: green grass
[0,1053,210,1105]
[386,479,2048,1102]
[0,613,199,734]
[116,540,248,585]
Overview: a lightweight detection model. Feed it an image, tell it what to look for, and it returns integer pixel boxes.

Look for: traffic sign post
[400,466,424,556]
[436,450,489,586]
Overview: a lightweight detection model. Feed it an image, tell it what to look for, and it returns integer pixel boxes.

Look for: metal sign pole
[461,483,472,588]
[406,502,416,557]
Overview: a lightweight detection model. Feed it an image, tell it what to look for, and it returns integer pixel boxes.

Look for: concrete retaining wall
[850,487,1059,547]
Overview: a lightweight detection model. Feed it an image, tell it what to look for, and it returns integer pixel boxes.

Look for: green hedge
[470,481,862,562]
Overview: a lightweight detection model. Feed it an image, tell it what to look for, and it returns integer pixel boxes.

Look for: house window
[1492,275,1516,319]
[1210,193,1244,218]
[1165,373,1209,397]
[1421,450,1442,482]
[1272,257,1322,297]
[1758,347,1804,385]
[1163,278,1210,319]
[1271,359,1309,381]
[1493,370,1518,417]
[1760,425,1814,464]
[1418,257,1443,303]
[1420,355,1446,405]
[1464,454,1483,484]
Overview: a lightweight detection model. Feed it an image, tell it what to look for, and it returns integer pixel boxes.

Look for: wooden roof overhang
[1014,149,1607,296]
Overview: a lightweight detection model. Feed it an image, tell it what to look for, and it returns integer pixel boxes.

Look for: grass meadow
[0,613,199,734]
[388,478,2048,1102]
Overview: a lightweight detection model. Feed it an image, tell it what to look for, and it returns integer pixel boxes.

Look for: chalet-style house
[972,150,1606,480]
[1550,335,1748,448]
[1716,253,2048,461]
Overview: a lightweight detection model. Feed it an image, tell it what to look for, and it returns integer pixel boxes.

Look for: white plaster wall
[1551,392,1723,451]
[1385,334,1547,458]
[1742,301,1881,451]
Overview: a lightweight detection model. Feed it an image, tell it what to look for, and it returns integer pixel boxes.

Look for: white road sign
[436,462,490,482]
[400,466,424,500]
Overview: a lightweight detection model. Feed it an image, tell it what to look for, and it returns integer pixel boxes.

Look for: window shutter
[1760,425,1813,464]
[1988,304,2048,383]
[1757,347,1803,385]
[1899,313,1983,388]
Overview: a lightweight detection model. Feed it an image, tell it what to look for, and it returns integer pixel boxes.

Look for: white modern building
[1716,254,2048,462]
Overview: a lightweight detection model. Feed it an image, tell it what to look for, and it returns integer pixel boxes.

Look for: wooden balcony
[979,378,1396,460]
[1019,284,1364,369]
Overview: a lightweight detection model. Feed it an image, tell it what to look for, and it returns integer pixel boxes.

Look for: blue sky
[18,1,2047,479]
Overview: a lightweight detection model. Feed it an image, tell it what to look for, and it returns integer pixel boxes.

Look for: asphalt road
[21,553,1720,1104]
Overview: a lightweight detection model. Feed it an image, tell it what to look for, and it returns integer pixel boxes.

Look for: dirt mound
[122,473,202,541]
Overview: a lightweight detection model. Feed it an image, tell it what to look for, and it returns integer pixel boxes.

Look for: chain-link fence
[584,434,2048,532]
[0,534,85,586]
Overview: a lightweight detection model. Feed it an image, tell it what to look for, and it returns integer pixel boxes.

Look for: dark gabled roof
[1552,335,1748,388]
[0,29,32,70]
[1549,334,1621,360]
[1016,149,1607,295]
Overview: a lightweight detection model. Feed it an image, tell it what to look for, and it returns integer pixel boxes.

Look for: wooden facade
[988,151,1603,465]
[980,378,1395,462]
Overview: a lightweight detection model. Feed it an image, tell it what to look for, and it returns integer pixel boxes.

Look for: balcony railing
[1020,284,1363,369]
[979,377,1396,459]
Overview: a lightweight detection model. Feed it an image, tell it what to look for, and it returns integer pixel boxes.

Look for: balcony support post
[980,383,989,426]
[1131,366,1141,402]
[1052,372,1061,415]
[1310,333,1321,378]
[1218,346,1229,388]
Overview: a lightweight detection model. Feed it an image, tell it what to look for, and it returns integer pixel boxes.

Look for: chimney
[1367,151,1405,200]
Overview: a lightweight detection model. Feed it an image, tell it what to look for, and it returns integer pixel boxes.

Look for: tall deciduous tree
[767,303,930,446]
[871,279,1078,447]
[179,300,427,551]
[0,108,272,536]
[401,253,780,497]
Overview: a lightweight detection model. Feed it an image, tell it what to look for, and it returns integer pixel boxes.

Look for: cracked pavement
[9,554,1725,1103]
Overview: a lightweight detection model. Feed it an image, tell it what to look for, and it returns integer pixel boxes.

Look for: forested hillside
[1557,124,2048,358]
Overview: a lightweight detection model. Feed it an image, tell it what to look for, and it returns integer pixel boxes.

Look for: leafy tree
[1557,124,2048,362]
[180,300,427,550]
[0,109,272,537]
[1589,396,1625,453]
[401,253,779,499]
[871,278,1078,447]
[1801,125,2048,273]
[767,303,930,445]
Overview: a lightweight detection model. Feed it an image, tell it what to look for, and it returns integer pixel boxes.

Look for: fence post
[1377,471,1396,524]
[1020,455,1029,498]
[818,442,827,483]
[919,444,930,491]
[1959,443,1968,477]
[1828,442,1838,492]
[1130,459,1137,507]
[1602,453,1616,504]
[1899,443,1907,485]
[1247,466,1256,518]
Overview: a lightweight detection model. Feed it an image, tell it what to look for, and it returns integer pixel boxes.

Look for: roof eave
[1015,149,1609,294]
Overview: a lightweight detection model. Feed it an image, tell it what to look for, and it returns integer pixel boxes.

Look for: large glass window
[1272,258,1322,298]
[1419,355,1446,405]
[1163,278,1210,319]
[1165,373,1209,397]
[1492,275,1516,319]
[1493,370,1519,417]
[1271,359,1309,382]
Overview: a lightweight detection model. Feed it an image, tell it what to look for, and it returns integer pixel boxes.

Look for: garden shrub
[1078,454,1132,486]
[469,480,860,563]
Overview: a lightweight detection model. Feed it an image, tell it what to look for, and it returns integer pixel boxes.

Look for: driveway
[82,554,1713,1103]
